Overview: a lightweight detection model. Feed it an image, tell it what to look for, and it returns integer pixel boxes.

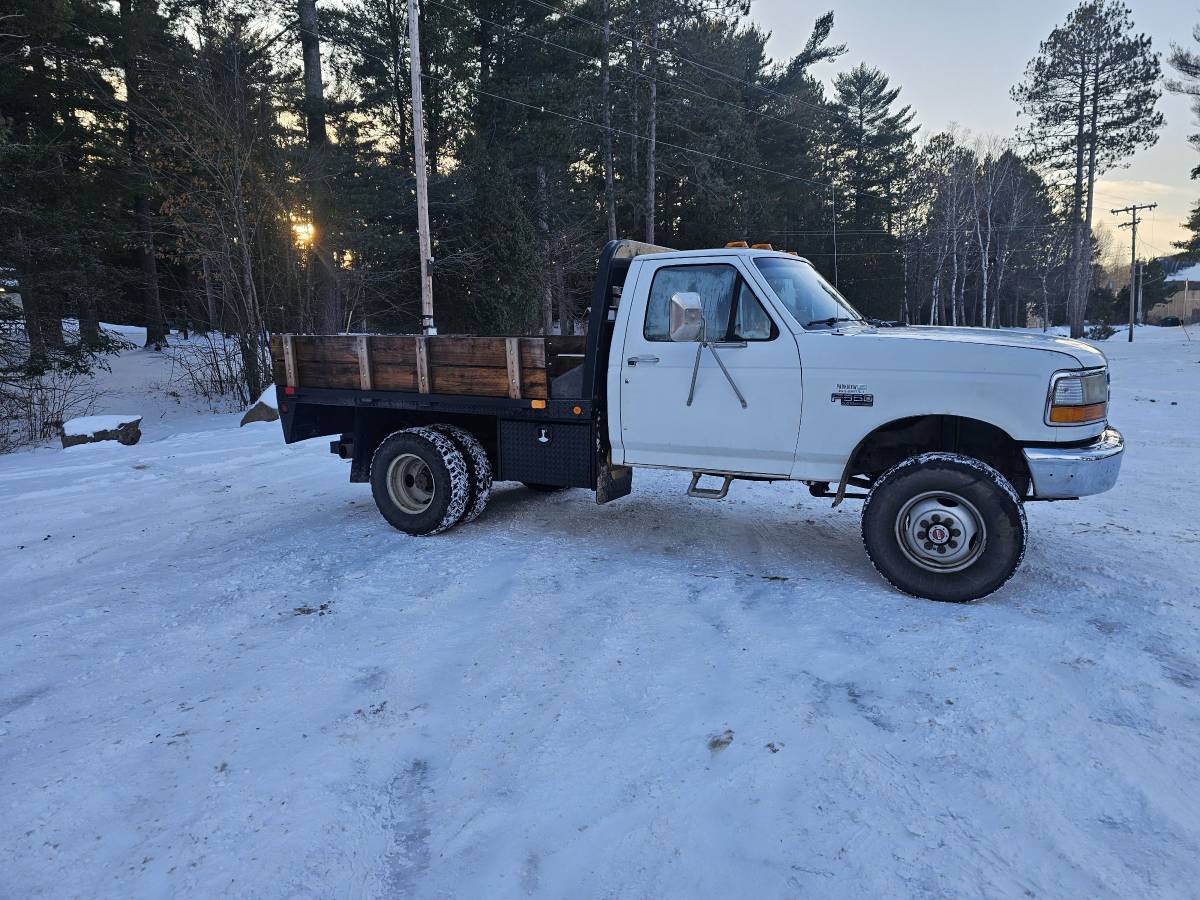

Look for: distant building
[1148,259,1200,325]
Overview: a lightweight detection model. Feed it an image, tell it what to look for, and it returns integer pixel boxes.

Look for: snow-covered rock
[239,385,280,427]
[60,414,142,448]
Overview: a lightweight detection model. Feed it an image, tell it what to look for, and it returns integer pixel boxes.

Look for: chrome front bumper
[1023,427,1124,499]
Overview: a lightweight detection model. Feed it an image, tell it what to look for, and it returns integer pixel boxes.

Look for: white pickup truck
[275,239,1124,602]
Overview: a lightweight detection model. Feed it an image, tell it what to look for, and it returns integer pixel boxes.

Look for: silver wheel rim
[894,490,986,573]
[387,453,436,514]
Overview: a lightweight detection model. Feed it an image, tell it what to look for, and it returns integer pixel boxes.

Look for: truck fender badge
[537,427,552,445]
[831,392,874,407]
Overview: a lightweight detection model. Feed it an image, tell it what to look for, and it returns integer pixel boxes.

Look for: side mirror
[669,292,704,342]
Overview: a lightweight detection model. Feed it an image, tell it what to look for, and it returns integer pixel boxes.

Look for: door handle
[627,355,660,366]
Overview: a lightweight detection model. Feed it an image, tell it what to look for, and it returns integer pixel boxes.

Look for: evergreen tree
[1168,18,1200,252]
[1012,0,1163,337]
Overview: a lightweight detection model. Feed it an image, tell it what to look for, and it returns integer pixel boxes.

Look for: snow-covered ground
[2,326,1199,898]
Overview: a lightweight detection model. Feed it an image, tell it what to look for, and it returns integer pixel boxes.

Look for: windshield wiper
[803,316,858,329]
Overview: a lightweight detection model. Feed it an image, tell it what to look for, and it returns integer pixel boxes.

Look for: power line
[418,71,830,188]
[518,0,857,130]
[424,0,824,140]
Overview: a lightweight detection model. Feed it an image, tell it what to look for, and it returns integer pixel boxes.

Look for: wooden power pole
[408,0,436,334]
[1111,203,1156,343]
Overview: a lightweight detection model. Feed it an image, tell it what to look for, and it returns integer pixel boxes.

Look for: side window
[644,264,776,342]
[732,281,774,340]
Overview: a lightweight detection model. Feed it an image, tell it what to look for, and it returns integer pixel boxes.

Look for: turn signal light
[1049,402,1107,424]
[530,399,546,409]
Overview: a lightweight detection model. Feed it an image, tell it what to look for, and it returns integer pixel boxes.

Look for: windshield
[752,257,863,328]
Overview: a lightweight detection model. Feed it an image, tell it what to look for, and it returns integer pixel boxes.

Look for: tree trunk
[15,253,47,364]
[79,289,102,347]
[601,0,617,242]
[384,0,411,170]
[1068,69,1089,339]
[119,0,167,349]
[201,255,218,332]
[298,0,341,334]
[1077,56,1103,339]
[536,164,553,334]
[644,21,658,245]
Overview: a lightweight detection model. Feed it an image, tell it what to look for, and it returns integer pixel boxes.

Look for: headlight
[1046,369,1108,425]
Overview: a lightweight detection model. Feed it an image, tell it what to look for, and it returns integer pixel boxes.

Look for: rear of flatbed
[270,240,669,502]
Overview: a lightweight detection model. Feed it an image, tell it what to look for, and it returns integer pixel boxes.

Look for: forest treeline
[0,0,1189,421]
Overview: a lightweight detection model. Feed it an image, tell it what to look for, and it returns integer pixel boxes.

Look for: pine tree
[1168,18,1200,252]
[1012,0,1163,337]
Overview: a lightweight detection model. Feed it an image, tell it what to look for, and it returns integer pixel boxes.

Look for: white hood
[862,326,1107,368]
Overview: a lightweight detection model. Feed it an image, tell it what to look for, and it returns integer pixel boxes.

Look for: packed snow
[61,414,142,438]
[2,325,1199,898]
[251,384,279,411]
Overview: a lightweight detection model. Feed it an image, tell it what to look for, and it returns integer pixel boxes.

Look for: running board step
[688,472,733,500]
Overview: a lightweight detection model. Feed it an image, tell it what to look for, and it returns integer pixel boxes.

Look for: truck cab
[606,244,1118,493]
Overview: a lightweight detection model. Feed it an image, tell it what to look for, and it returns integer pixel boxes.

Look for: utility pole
[830,181,839,289]
[1136,261,1144,325]
[1111,203,1156,342]
[408,0,435,334]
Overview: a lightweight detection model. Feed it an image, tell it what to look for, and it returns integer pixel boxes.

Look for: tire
[861,453,1027,603]
[522,482,569,493]
[429,424,493,524]
[369,428,470,535]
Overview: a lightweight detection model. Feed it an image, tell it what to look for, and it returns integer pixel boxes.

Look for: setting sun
[291,221,314,247]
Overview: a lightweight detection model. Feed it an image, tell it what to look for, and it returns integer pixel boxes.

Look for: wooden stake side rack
[269,334,586,401]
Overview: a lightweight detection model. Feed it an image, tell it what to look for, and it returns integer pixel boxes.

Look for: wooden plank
[368,336,418,365]
[372,365,419,392]
[428,365,548,399]
[296,360,362,390]
[356,335,373,390]
[283,335,298,388]
[415,336,430,394]
[505,337,522,400]
[294,336,359,365]
[425,336,546,369]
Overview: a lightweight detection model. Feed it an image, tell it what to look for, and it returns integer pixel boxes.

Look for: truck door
[617,257,803,476]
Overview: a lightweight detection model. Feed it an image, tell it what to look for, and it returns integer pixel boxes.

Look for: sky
[751,0,1198,261]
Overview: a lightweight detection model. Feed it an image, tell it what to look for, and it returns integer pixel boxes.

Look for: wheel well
[347,412,497,483]
[845,416,1030,496]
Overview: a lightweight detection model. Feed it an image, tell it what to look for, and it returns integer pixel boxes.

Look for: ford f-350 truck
[272,239,1124,602]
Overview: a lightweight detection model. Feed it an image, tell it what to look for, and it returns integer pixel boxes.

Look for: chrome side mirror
[669,292,704,342]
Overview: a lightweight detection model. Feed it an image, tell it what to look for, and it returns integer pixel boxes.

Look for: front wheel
[861,453,1027,603]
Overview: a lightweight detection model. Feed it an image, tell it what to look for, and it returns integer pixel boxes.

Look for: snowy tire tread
[402,427,470,534]
[429,424,493,524]
[861,453,1027,603]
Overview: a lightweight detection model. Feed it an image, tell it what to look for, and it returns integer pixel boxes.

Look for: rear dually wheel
[370,428,470,535]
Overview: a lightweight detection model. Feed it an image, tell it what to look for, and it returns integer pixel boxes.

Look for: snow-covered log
[60,415,142,448]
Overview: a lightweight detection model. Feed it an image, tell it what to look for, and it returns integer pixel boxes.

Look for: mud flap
[597,463,633,504]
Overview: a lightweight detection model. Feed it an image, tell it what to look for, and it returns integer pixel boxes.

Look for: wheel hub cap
[895,492,986,573]
[387,453,436,514]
